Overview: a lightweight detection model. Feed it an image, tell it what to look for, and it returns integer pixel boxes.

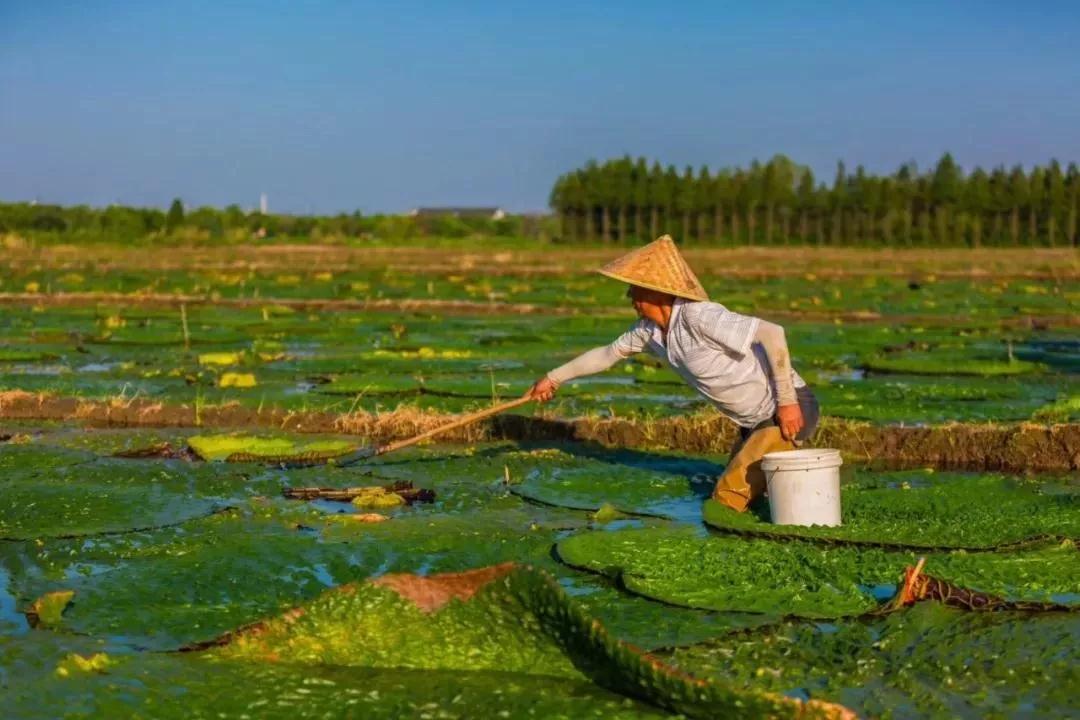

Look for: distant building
[408,207,506,220]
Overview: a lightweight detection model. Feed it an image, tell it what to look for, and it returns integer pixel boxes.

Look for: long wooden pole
[372,395,533,457]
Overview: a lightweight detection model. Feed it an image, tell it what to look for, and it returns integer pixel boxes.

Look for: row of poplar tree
[0,199,529,242]
[548,154,1080,247]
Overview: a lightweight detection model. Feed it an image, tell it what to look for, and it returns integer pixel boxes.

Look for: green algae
[660,603,1080,719]
[703,471,1080,549]
[187,434,356,462]
[556,526,1080,618]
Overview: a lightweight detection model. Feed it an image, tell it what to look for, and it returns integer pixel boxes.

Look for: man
[526,236,819,513]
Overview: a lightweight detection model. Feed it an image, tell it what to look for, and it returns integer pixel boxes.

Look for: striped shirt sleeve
[691,303,760,356]
[546,320,653,385]
[610,319,654,357]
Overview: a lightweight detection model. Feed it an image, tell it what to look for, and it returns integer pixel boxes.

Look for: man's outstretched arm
[527,320,652,402]
[527,344,628,401]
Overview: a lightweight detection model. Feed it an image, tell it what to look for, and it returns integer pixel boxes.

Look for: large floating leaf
[864,350,1044,376]
[505,447,719,521]
[704,471,1080,549]
[557,526,1080,618]
[811,374,1071,423]
[316,374,422,395]
[0,348,60,362]
[0,443,94,473]
[0,629,669,719]
[0,456,234,540]
[203,564,852,720]
[5,501,579,649]
[187,434,356,462]
[660,603,1080,718]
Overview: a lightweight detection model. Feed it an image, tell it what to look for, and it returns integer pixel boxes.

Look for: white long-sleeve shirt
[547,299,806,428]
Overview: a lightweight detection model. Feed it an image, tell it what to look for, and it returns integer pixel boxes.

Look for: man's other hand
[526,376,559,402]
[776,403,805,442]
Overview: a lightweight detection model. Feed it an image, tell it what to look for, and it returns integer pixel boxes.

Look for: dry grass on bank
[2,390,1077,472]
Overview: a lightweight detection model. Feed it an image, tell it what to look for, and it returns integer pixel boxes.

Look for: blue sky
[1,1,1077,213]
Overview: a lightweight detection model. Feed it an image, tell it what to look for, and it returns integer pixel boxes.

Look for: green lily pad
[703,471,1080,549]
[865,351,1043,376]
[1,631,668,719]
[187,434,356,462]
[315,374,422,395]
[204,564,845,719]
[0,349,60,362]
[505,447,718,521]
[556,526,1080,618]
[0,456,232,540]
[5,502,577,649]
[0,443,94,472]
[661,603,1080,718]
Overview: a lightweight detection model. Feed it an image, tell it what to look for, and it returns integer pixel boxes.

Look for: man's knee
[711,427,794,512]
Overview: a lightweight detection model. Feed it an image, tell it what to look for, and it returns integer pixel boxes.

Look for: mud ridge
[0,291,1075,328]
[7,243,1078,280]
[1,390,1077,471]
[0,291,576,316]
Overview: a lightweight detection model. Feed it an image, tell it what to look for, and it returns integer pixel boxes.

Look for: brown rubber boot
[712,426,794,512]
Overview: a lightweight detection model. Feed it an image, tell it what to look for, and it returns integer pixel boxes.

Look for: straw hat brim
[597,269,709,302]
[596,235,709,302]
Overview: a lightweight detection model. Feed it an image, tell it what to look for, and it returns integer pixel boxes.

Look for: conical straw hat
[597,235,708,301]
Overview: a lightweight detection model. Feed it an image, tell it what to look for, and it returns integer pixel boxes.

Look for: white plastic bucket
[761,448,843,527]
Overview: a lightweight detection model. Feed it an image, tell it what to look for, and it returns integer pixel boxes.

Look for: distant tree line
[0,199,546,243]
[549,154,1080,246]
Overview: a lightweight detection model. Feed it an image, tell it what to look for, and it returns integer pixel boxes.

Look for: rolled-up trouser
[712,386,820,513]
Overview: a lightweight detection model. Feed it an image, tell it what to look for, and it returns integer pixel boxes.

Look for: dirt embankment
[0,291,574,316]
[2,390,1077,472]
[7,243,1079,280]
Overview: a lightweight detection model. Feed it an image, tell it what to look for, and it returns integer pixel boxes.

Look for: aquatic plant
[186,434,355,462]
[203,564,853,719]
[557,526,1080,617]
[703,472,1080,549]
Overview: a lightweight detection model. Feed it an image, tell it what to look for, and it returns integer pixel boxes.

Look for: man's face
[627,285,672,325]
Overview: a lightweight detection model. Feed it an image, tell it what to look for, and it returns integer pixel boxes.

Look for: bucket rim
[761,448,843,471]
